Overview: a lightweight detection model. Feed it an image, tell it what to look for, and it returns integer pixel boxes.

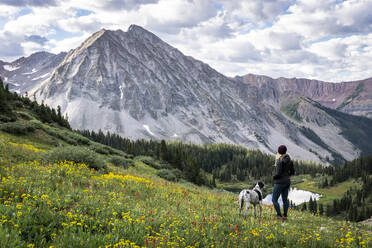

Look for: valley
[0,79,371,247]
[1,26,372,164]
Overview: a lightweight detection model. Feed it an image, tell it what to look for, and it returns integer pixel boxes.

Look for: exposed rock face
[33,26,272,151]
[0,51,66,94]
[2,25,372,163]
[237,74,372,118]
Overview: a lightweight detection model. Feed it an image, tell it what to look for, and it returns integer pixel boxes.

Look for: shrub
[157,168,183,182]
[42,146,106,170]
[106,146,126,156]
[69,133,90,145]
[91,144,110,155]
[109,156,133,169]
[0,121,35,135]
[29,119,43,129]
[0,114,17,122]
[135,156,163,169]
[17,111,33,120]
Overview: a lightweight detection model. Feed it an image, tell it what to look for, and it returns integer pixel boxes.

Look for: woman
[272,145,295,220]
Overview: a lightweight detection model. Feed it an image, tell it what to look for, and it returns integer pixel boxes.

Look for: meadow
[0,133,371,248]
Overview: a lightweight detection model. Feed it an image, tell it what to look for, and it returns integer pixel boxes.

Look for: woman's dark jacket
[273,154,295,184]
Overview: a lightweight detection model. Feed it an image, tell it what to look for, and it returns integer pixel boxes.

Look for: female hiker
[272,145,295,220]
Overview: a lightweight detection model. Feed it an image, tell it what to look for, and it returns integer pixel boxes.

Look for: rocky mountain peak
[127,24,163,44]
[3,26,371,164]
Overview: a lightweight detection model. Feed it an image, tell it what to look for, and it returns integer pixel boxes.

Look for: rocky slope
[2,25,372,163]
[236,74,372,118]
[0,51,66,94]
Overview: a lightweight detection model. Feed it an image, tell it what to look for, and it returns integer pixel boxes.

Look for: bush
[91,144,110,155]
[0,121,35,135]
[43,146,106,170]
[29,119,43,129]
[17,111,33,120]
[106,146,127,156]
[135,156,163,169]
[0,113,17,122]
[157,169,183,182]
[109,156,133,169]
[69,133,90,145]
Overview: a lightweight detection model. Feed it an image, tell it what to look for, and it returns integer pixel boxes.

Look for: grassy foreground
[0,139,371,247]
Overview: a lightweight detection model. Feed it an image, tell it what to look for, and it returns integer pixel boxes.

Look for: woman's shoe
[275,215,283,220]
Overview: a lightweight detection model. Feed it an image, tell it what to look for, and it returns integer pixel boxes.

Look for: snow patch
[4,65,20,71]
[119,85,124,100]
[143,125,155,136]
[32,73,50,81]
[23,68,38,75]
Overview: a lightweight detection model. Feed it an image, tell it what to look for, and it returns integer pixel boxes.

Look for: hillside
[1,77,372,247]
[2,26,372,164]
[1,152,371,247]
[237,74,372,118]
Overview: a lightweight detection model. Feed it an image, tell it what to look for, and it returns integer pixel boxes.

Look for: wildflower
[266,233,274,240]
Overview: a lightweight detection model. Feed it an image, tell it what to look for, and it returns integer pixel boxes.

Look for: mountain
[2,25,372,164]
[236,74,372,118]
[0,51,66,94]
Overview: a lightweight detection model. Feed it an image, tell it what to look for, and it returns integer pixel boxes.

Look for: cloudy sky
[0,0,371,82]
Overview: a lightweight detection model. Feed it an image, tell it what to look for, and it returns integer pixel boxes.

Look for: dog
[238,181,265,218]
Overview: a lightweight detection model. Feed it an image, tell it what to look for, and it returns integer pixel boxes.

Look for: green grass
[1,154,371,247]
[293,175,361,205]
[280,100,303,122]
[0,107,371,247]
[337,82,364,110]
[217,181,258,193]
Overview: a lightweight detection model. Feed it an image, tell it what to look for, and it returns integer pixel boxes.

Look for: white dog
[238,181,265,218]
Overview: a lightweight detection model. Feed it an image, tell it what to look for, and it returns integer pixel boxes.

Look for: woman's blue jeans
[272,183,290,217]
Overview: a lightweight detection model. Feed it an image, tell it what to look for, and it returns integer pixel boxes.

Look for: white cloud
[0,4,19,18]
[3,7,66,36]
[0,0,371,82]
[57,14,103,34]
[220,0,294,25]
[49,34,90,54]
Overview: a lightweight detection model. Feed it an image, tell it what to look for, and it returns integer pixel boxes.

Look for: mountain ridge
[236,74,372,118]
[1,25,372,164]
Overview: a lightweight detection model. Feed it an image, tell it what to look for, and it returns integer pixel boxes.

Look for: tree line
[0,77,70,129]
[299,155,372,222]
[77,129,326,185]
[322,156,372,221]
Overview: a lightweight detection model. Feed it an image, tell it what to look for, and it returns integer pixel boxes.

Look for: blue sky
[0,0,371,82]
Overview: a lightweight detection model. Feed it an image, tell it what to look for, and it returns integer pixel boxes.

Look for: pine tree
[160,140,168,161]
[309,197,314,213]
[212,174,216,187]
[313,198,318,215]
[323,177,328,187]
[301,203,307,212]
[325,205,331,216]
[319,203,324,215]
[0,78,13,119]
[185,156,200,185]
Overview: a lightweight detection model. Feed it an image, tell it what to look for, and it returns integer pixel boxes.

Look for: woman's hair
[278,145,287,155]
